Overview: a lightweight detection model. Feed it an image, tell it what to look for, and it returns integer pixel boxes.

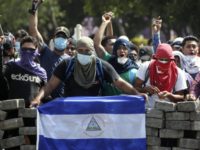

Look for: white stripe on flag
[39,113,145,139]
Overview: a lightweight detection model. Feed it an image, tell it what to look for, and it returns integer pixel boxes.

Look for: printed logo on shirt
[11,73,41,83]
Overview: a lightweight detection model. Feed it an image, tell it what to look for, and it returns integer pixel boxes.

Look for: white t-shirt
[137,61,188,108]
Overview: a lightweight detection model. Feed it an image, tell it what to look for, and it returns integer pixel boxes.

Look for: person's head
[172,50,186,69]
[65,38,77,57]
[53,26,70,52]
[112,38,130,58]
[171,37,183,51]
[182,35,199,56]
[76,36,95,65]
[2,32,15,57]
[20,35,38,50]
[14,29,29,53]
[139,46,153,62]
[128,42,139,61]
[101,36,116,54]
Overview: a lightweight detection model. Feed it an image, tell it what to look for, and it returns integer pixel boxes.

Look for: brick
[0,130,4,139]
[191,121,200,131]
[190,111,200,121]
[0,118,24,130]
[146,109,164,119]
[178,138,200,149]
[155,101,176,112]
[0,101,2,109]
[1,136,25,149]
[146,127,159,136]
[19,127,36,135]
[159,129,184,138]
[146,118,164,128]
[177,100,200,112]
[166,121,190,130]
[147,136,161,146]
[166,112,189,120]
[148,146,171,150]
[20,145,36,150]
[1,99,25,110]
[172,148,193,150]
[0,110,7,120]
[18,108,37,118]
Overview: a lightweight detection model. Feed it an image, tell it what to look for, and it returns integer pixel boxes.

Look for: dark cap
[55,26,70,38]
[139,46,153,58]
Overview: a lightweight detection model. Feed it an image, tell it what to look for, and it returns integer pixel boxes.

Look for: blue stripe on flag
[38,95,145,114]
[38,135,146,150]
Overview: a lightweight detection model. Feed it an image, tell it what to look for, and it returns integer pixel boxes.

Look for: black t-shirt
[53,58,119,97]
[3,62,45,106]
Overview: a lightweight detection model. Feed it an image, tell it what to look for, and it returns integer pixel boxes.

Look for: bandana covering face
[149,44,178,92]
[16,48,47,81]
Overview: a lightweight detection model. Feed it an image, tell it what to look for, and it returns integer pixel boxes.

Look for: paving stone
[18,108,37,118]
[166,121,190,130]
[0,130,4,139]
[177,100,200,112]
[20,145,36,150]
[159,129,184,138]
[146,127,159,136]
[147,136,161,146]
[146,117,164,128]
[190,111,200,121]
[172,147,194,150]
[0,110,7,120]
[148,146,171,150]
[166,112,189,120]
[191,121,200,131]
[155,101,176,112]
[19,127,36,135]
[146,109,164,119]
[0,118,24,130]
[1,99,25,110]
[1,136,25,149]
[178,138,200,149]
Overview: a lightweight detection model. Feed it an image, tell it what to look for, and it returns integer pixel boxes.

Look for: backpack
[64,58,104,85]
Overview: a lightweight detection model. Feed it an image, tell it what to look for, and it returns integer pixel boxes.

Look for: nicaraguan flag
[37,95,146,150]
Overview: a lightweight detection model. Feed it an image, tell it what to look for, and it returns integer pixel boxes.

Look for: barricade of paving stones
[1,99,200,150]
[147,100,200,150]
[0,99,36,150]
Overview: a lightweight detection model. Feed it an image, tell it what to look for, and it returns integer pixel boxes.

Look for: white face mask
[117,57,128,65]
[77,53,92,65]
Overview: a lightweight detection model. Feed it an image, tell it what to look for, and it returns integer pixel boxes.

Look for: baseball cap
[55,26,70,38]
[171,37,183,48]
[139,46,153,58]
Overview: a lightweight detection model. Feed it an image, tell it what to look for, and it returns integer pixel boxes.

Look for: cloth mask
[54,37,67,51]
[77,53,92,65]
[117,57,128,65]
[184,55,200,74]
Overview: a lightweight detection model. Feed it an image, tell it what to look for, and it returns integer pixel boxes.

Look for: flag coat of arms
[37,95,146,150]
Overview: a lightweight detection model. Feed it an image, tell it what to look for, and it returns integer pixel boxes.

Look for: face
[116,45,128,57]
[21,42,36,50]
[129,50,138,61]
[182,40,199,56]
[65,44,76,57]
[104,39,116,54]
[77,47,92,56]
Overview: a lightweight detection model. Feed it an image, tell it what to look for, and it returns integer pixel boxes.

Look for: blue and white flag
[37,95,146,150]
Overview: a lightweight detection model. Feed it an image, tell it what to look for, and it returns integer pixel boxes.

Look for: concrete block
[178,138,200,149]
[0,130,4,139]
[147,136,161,146]
[166,112,189,120]
[146,127,159,136]
[0,110,7,120]
[146,117,164,128]
[190,111,200,121]
[148,146,171,150]
[18,108,37,118]
[159,129,184,138]
[191,121,200,131]
[0,101,2,109]
[146,109,164,119]
[177,100,200,112]
[155,101,176,112]
[0,118,24,130]
[172,148,193,150]
[1,136,25,149]
[19,127,36,135]
[1,99,25,110]
[166,121,190,130]
[20,145,36,150]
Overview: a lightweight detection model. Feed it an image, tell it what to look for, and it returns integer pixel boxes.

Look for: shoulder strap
[96,58,104,84]
[64,58,75,81]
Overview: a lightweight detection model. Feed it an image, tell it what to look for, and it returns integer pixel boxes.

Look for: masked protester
[30,36,147,107]
[134,43,189,108]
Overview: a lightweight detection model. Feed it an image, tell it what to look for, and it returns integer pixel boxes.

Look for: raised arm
[152,17,162,53]
[93,12,113,58]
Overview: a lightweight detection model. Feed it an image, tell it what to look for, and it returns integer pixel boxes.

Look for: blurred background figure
[171,37,183,51]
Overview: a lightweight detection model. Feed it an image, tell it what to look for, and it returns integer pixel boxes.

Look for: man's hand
[152,16,162,34]
[144,85,160,95]
[29,0,44,15]
[102,12,114,23]
[158,91,170,99]
[29,98,41,108]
